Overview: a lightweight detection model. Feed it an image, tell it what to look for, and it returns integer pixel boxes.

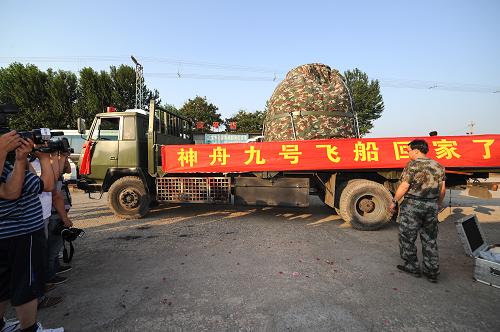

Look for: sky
[1,0,499,137]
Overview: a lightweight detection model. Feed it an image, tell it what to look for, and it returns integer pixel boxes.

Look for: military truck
[76,98,500,231]
[77,63,500,230]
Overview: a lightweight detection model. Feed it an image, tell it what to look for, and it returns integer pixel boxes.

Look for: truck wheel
[108,176,151,219]
[338,179,392,231]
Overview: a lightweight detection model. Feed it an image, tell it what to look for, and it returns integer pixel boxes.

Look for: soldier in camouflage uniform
[389,140,446,283]
[263,63,357,141]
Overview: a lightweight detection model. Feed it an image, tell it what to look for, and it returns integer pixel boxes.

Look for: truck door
[88,116,120,180]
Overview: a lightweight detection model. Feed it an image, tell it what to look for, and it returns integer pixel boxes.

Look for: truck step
[76,180,102,193]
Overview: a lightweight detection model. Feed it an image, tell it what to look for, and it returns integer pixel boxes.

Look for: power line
[146,72,278,82]
[1,55,500,93]
[378,78,500,93]
[140,56,280,74]
[0,56,282,74]
[145,71,500,93]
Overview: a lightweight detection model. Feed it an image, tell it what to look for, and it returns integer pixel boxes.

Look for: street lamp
[131,55,144,109]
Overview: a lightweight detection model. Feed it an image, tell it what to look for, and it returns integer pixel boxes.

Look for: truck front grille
[156,177,231,203]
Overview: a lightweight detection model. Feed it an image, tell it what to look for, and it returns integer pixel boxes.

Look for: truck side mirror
[77,118,86,134]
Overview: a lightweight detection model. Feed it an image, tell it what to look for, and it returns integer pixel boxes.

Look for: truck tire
[338,179,392,231]
[108,176,151,219]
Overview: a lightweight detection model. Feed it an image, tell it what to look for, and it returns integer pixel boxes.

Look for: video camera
[39,137,74,154]
[0,104,74,159]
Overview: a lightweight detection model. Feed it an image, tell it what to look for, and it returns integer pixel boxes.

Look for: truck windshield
[91,117,120,141]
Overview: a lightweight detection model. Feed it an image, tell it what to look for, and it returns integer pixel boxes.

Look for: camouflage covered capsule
[263,63,357,141]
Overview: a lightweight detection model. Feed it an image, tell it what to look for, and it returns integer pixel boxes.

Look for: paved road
[36,189,500,331]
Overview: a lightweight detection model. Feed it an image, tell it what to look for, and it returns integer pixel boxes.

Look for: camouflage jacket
[401,158,445,199]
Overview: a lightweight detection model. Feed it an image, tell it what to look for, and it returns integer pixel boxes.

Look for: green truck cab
[77,101,193,219]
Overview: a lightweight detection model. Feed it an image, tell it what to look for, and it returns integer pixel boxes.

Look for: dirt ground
[26,182,500,331]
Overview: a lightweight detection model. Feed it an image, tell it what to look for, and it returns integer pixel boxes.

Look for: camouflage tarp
[263,63,356,141]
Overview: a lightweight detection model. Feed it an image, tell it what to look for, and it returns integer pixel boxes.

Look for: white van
[245,135,264,143]
[52,129,88,183]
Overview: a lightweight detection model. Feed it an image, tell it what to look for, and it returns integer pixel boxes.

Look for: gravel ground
[28,185,500,332]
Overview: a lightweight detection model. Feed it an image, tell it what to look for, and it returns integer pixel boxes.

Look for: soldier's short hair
[409,139,429,154]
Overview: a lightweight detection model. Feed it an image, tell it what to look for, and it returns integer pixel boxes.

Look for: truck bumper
[77,179,102,193]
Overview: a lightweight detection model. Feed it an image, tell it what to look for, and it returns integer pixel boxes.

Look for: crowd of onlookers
[1,130,75,332]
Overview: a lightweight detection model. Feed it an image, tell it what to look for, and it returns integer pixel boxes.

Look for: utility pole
[131,55,144,109]
[466,121,475,135]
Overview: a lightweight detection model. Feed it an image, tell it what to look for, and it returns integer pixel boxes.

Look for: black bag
[54,225,85,263]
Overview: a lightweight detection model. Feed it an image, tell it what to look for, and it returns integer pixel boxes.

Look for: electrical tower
[131,55,144,109]
[466,121,475,135]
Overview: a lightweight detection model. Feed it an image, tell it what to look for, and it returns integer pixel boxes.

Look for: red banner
[161,135,500,173]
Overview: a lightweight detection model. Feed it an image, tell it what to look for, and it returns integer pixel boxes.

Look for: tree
[0,63,164,131]
[179,96,221,133]
[110,65,136,111]
[0,63,50,129]
[74,67,113,125]
[145,88,161,109]
[162,103,181,116]
[46,69,78,129]
[224,109,266,133]
[110,65,161,110]
[343,68,384,136]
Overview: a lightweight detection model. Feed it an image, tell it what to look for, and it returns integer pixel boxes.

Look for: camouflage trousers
[398,198,439,275]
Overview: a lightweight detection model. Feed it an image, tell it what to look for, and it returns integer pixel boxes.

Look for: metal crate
[455,214,500,289]
[156,177,231,203]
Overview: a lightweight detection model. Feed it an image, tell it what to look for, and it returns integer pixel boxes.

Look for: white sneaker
[1,319,20,332]
[35,322,64,332]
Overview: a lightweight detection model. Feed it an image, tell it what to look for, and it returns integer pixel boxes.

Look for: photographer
[0,132,63,332]
[0,131,24,198]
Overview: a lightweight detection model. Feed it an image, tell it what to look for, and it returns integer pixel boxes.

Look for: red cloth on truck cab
[79,141,94,175]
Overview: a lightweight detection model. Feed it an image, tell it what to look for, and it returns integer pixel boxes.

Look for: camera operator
[0,131,24,198]
[0,132,63,332]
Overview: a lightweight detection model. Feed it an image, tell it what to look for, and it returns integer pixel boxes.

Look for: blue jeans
[46,216,64,281]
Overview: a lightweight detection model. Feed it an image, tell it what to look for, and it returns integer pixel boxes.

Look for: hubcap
[119,189,140,209]
[358,197,375,214]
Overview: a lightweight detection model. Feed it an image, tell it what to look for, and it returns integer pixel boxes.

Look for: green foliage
[224,109,266,133]
[109,65,160,110]
[110,65,136,111]
[74,67,113,126]
[161,103,181,116]
[179,96,221,133]
[146,89,161,109]
[46,69,78,129]
[0,62,163,131]
[0,63,50,129]
[343,68,384,136]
